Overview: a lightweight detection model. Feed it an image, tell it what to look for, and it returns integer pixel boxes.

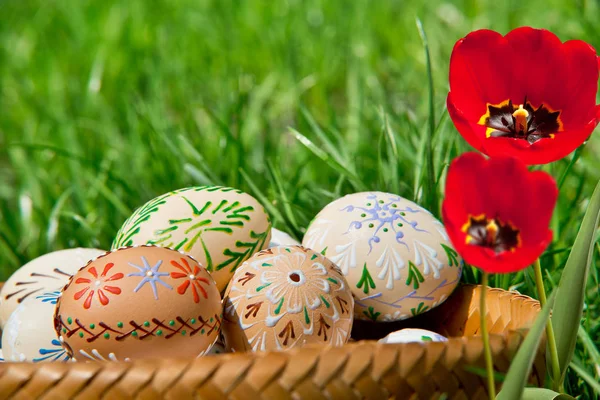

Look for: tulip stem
[533,258,563,392]
[480,272,496,400]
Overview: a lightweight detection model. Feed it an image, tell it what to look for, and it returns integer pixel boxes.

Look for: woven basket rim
[0,283,542,359]
[0,283,546,399]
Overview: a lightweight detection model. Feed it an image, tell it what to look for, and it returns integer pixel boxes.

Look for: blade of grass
[266,160,300,233]
[416,17,437,213]
[557,145,585,190]
[239,168,285,226]
[577,325,600,377]
[497,291,555,400]
[522,388,575,399]
[289,128,367,191]
[552,178,600,382]
[300,106,349,162]
[569,362,600,396]
[46,188,73,249]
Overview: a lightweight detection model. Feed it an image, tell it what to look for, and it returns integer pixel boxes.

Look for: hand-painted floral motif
[375,246,405,290]
[55,246,222,361]
[73,263,124,309]
[127,256,172,300]
[413,240,443,279]
[340,193,427,251]
[170,258,210,303]
[36,291,61,305]
[222,246,354,352]
[326,193,429,278]
[302,192,462,322]
[32,339,69,362]
[77,348,129,362]
[260,251,330,314]
[111,186,272,292]
[4,268,72,305]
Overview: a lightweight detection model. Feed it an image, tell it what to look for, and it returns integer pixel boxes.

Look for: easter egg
[112,186,272,292]
[0,248,106,328]
[54,246,222,361]
[206,336,227,355]
[268,228,300,248]
[2,290,69,362]
[379,328,448,344]
[222,245,354,352]
[302,192,462,322]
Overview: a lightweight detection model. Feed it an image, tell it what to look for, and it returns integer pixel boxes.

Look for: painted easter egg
[0,248,106,328]
[2,291,70,362]
[222,245,354,352]
[302,192,462,322]
[206,336,227,355]
[54,246,222,361]
[268,228,300,248]
[379,328,448,344]
[112,186,272,292]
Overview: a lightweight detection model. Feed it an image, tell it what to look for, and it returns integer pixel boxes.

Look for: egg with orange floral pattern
[222,245,354,352]
[54,246,222,361]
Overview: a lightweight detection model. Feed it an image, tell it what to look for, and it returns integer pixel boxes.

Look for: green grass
[0,0,599,396]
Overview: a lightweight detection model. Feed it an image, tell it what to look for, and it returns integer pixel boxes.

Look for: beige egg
[0,248,106,328]
[55,246,222,361]
[268,228,300,248]
[379,328,448,344]
[2,291,69,362]
[302,192,462,322]
[222,245,354,352]
[112,186,272,292]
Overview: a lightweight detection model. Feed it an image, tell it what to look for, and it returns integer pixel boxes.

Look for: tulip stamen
[478,98,562,144]
[512,104,529,135]
[462,214,521,254]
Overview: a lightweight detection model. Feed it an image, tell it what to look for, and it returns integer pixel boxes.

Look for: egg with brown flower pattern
[222,245,353,352]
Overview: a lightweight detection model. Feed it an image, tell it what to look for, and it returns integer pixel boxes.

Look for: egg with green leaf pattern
[302,192,462,322]
[112,186,272,292]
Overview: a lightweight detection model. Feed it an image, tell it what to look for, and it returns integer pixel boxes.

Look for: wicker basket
[0,284,544,400]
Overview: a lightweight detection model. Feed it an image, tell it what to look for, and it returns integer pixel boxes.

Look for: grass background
[0,0,599,396]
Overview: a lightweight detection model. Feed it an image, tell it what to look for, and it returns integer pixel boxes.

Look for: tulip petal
[448,27,600,165]
[442,153,557,273]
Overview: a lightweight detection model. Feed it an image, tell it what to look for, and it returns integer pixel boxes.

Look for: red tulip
[447,27,600,165]
[442,152,557,273]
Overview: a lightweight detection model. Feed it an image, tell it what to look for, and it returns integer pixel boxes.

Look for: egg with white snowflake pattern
[0,248,106,328]
[54,246,222,361]
[2,291,70,362]
[379,328,448,344]
[112,186,271,292]
[222,246,354,352]
[302,192,462,322]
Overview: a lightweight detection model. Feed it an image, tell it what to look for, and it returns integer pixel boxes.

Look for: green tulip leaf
[496,292,555,400]
[552,178,600,381]
[522,388,575,400]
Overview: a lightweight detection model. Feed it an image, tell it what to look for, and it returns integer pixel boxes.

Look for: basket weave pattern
[0,285,544,400]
